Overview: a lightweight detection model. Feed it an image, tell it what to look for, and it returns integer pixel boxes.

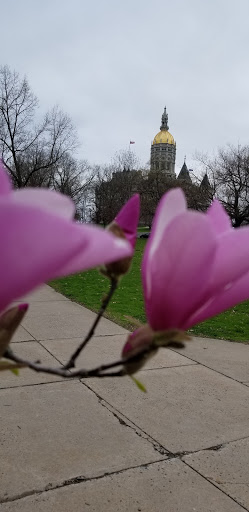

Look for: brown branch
[64,277,118,369]
[4,345,153,378]
[4,340,186,380]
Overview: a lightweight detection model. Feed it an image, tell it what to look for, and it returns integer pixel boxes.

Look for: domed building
[150,107,176,178]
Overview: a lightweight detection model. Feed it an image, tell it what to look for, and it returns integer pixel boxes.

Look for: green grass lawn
[137,227,150,232]
[50,239,249,343]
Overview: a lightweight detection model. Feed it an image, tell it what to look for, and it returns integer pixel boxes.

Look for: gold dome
[153,130,175,145]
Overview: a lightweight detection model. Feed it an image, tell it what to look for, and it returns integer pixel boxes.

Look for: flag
[130,141,135,144]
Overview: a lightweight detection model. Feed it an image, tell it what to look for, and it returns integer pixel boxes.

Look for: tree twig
[5,344,159,379]
[64,277,118,370]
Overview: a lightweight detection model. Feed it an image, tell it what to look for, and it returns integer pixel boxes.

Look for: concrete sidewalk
[1,285,249,511]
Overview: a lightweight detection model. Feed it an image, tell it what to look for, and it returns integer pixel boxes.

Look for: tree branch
[4,344,158,379]
[64,277,118,369]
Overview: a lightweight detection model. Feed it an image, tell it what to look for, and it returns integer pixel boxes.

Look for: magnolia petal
[115,194,140,248]
[142,189,187,298]
[208,227,249,293]
[144,211,217,331]
[187,271,249,327]
[206,200,232,234]
[0,202,131,312]
[54,224,132,277]
[0,161,12,195]
[11,188,75,219]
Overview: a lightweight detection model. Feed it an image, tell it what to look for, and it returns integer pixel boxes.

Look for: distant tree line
[0,65,94,219]
[197,145,249,227]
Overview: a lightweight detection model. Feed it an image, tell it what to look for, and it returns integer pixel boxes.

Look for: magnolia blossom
[122,188,249,370]
[0,163,132,312]
[104,194,140,278]
[114,194,140,248]
[142,188,249,330]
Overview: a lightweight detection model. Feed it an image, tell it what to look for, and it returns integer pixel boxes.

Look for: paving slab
[0,459,244,511]
[13,285,68,303]
[184,437,249,510]
[86,365,249,453]
[21,300,128,340]
[11,326,34,343]
[0,342,63,389]
[41,335,197,371]
[173,336,249,382]
[0,381,163,501]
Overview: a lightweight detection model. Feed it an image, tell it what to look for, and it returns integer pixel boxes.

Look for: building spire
[160,106,169,131]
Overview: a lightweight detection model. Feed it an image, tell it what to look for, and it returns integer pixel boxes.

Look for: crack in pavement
[169,347,249,387]
[81,380,169,456]
[0,458,167,505]
[182,459,249,512]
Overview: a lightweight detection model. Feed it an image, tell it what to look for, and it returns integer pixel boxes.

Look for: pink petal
[208,227,249,294]
[0,202,132,312]
[0,161,12,195]
[115,194,140,248]
[55,224,132,277]
[142,189,187,299]
[11,188,75,219]
[143,211,217,331]
[186,271,249,327]
[207,200,231,234]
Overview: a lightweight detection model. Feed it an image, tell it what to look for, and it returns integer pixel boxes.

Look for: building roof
[152,130,175,145]
[152,107,176,146]
[200,173,211,189]
[177,162,192,182]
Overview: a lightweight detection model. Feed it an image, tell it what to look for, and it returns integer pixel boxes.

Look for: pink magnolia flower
[104,194,140,278]
[122,188,249,371]
[142,188,249,331]
[0,163,132,312]
[114,194,140,248]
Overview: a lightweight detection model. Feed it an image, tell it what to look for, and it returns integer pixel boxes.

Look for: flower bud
[101,222,133,279]
[122,325,157,375]
[121,325,190,375]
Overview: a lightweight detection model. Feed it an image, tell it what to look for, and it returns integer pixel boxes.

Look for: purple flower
[104,194,140,278]
[122,188,249,372]
[142,188,249,331]
[114,194,140,248]
[0,162,132,312]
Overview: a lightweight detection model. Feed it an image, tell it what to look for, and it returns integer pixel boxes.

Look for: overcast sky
[1,0,249,174]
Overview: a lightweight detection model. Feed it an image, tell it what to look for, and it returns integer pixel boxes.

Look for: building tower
[177,160,192,183]
[150,107,176,178]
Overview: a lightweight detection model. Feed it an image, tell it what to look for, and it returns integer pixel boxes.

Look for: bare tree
[0,65,78,188]
[111,148,141,172]
[197,145,249,226]
[52,154,95,219]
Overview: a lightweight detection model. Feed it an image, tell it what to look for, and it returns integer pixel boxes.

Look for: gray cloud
[2,0,249,173]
